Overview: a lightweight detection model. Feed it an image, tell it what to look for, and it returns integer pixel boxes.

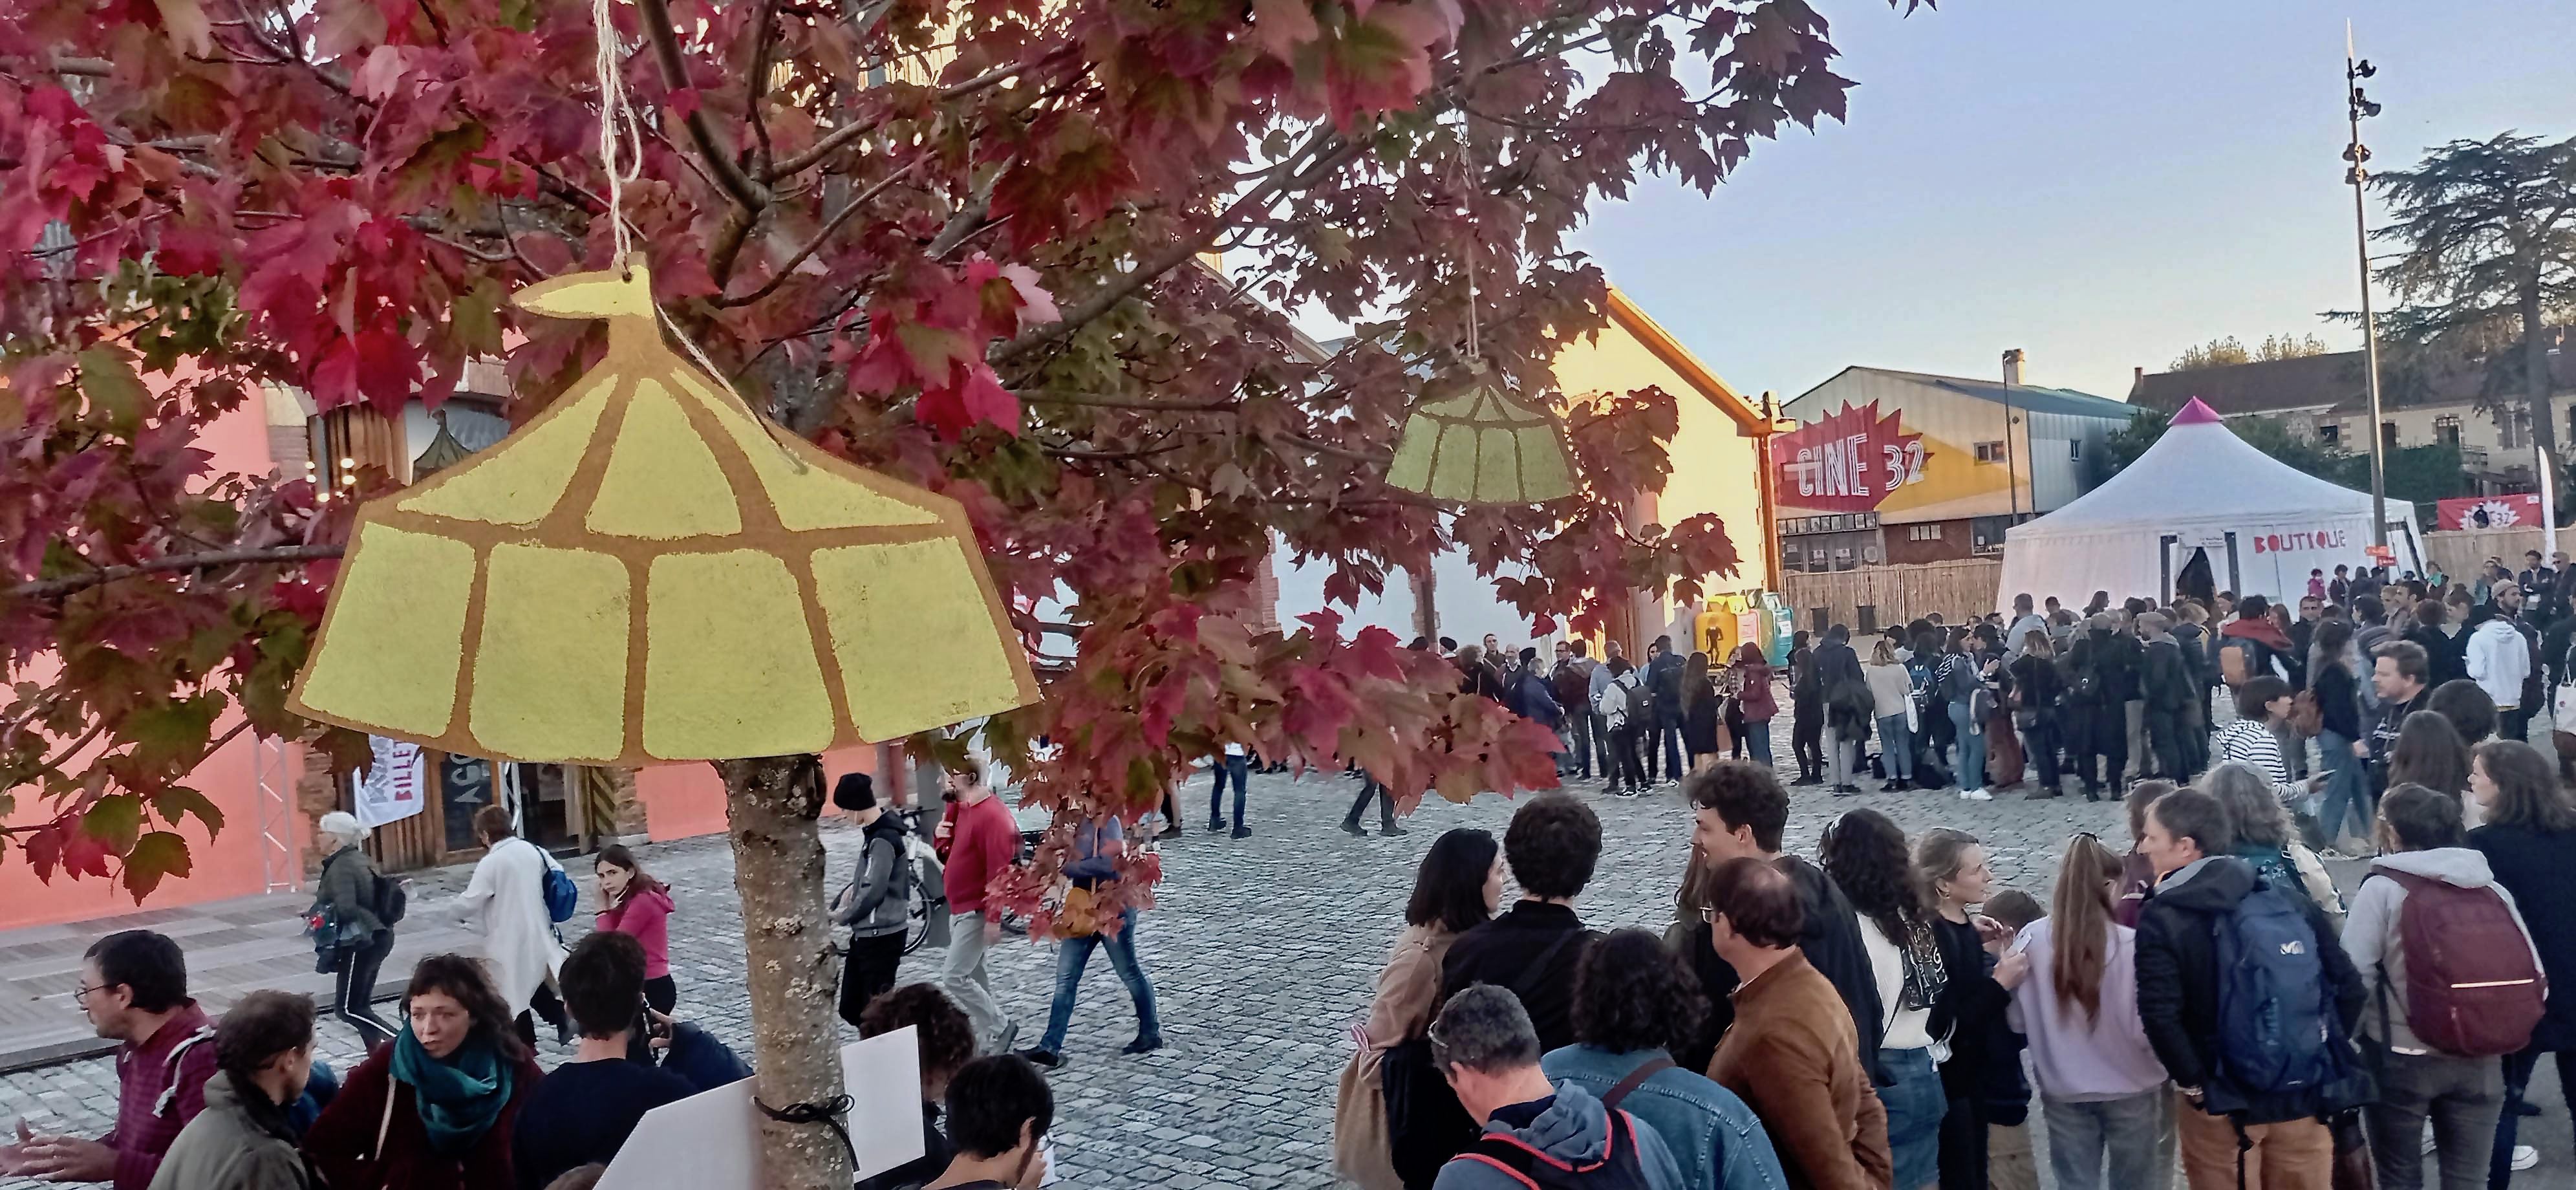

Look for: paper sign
[350,735,426,828]
[596,1026,927,1190]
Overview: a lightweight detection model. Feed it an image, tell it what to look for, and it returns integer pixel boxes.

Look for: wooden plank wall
[1781,559,2004,634]
[2421,526,2547,585]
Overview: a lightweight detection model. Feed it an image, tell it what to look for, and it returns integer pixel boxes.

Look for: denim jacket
[1540,1044,1788,1190]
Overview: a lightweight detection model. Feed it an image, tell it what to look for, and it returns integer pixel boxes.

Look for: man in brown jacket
[1701,857,1892,1190]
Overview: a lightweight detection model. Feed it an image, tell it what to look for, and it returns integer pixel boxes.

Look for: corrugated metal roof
[1802,366,2136,420]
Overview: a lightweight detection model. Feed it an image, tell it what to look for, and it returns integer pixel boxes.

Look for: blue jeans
[1208,754,1247,827]
[1037,908,1163,1052]
[1876,714,1913,780]
[2316,729,2372,843]
[2042,1090,2171,1190]
[1744,718,1774,766]
[1878,1046,1946,1190]
[1949,700,1985,790]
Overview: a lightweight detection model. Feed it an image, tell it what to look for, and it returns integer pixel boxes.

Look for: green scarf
[389,1024,513,1156]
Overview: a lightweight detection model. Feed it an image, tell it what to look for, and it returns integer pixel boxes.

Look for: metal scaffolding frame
[255,733,300,894]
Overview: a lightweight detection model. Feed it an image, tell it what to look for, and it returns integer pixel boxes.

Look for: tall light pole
[2345,25,2388,550]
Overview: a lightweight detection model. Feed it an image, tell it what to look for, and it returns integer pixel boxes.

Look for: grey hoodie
[1431,1082,1688,1190]
[2343,847,2544,1054]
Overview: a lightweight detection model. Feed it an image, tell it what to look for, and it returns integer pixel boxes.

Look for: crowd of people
[1,760,1100,1190]
[1332,733,2576,1190]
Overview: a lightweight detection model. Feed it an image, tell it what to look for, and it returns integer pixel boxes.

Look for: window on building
[2500,412,2523,451]
[2383,421,2399,449]
[2068,438,2082,460]
[2435,414,2463,447]
[2317,422,2341,445]
[1973,440,2006,463]
[1906,523,1944,542]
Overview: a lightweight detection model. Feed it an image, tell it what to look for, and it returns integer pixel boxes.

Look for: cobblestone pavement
[8,739,2575,1189]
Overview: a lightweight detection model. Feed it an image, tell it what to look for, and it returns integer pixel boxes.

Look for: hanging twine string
[586,0,808,471]
[1454,114,1482,368]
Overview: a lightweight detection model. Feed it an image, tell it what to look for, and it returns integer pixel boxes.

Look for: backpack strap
[151,1026,217,1116]
[372,1077,398,1162]
[1600,1057,1674,1112]
[1461,1105,1634,1189]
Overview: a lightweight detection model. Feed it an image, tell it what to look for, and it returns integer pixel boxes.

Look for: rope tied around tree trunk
[752,1093,858,1169]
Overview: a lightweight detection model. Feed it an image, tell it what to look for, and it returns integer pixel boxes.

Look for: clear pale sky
[1578,0,2576,407]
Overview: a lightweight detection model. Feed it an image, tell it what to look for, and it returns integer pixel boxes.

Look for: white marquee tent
[1996,398,2425,607]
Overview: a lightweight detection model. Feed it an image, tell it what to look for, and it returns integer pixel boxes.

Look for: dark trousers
[1792,700,1824,778]
[2502,704,2535,744]
[1344,779,1399,828]
[1646,719,1684,783]
[1939,1092,1991,1190]
[332,931,398,1048]
[2145,706,2190,783]
[2365,1049,2503,1190]
[1608,724,1646,790]
[2493,1046,2576,1189]
[837,931,907,1028]
[1724,701,1748,759]
[1208,753,1248,828]
[513,982,572,1050]
[2023,711,2063,792]
[2079,704,2127,794]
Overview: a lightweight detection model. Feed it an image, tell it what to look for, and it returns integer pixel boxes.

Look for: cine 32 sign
[1774,401,1926,514]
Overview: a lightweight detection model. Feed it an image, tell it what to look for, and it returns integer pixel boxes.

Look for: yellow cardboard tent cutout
[288,257,1038,765]
[1382,376,1576,504]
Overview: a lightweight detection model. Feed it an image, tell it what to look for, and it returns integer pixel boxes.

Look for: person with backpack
[832,773,917,1030]
[2203,763,2343,922]
[2132,788,2366,1190]
[456,805,572,1052]
[2137,613,2198,783]
[1427,984,1689,1190]
[1599,658,1649,797]
[2066,616,2134,802]
[2344,783,2544,1190]
[2217,596,2296,705]
[2467,739,2576,1187]
[315,812,401,1048]
[1817,625,1874,795]
[1790,631,1825,786]
[1017,813,1164,1069]
[1645,636,1688,785]
[0,932,217,1188]
[1543,929,1788,1190]
[1935,635,1995,801]
[1554,642,1601,780]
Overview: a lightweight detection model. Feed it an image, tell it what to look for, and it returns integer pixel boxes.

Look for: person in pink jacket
[593,845,676,1013]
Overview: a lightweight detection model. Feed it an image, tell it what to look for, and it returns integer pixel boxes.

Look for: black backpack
[1385,931,1585,1188]
[1459,1096,1658,1189]
[373,871,408,926]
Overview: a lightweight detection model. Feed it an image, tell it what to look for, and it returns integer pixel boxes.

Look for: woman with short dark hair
[303,956,544,1190]
[1333,829,1501,1190]
[1541,929,1787,1190]
[151,991,323,1190]
[855,983,980,1190]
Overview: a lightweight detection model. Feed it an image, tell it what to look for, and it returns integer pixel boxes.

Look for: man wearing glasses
[0,931,214,1189]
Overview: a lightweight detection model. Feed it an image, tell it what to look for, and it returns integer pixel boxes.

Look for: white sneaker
[2515,1145,2539,1171]
[1960,788,1993,801]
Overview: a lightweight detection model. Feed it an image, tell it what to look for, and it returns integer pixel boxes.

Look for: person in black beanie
[830,774,918,1028]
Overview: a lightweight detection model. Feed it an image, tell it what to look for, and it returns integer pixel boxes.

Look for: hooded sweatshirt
[597,885,676,980]
[2467,613,2533,711]
[1430,1083,1688,1190]
[2342,847,2542,1055]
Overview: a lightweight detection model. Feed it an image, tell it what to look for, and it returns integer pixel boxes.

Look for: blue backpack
[537,845,579,923]
[2213,883,2336,1098]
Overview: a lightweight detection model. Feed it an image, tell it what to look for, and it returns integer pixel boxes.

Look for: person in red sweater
[938,761,1022,1054]
[1,931,216,1190]
[593,845,677,1013]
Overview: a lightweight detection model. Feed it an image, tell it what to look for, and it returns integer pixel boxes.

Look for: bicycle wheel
[903,863,934,955]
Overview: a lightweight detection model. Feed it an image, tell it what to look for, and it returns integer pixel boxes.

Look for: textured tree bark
[718,753,853,1190]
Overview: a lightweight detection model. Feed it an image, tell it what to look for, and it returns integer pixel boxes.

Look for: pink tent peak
[2169,397,2222,426]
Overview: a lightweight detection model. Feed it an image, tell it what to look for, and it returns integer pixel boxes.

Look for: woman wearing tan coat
[1333,828,1503,1190]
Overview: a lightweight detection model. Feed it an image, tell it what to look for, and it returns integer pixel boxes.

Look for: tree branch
[5,544,345,601]
[716,157,923,307]
[1024,391,1242,413]
[762,48,1079,182]
[634,0,768,212]
[994,134,1363,363]
[744,0,782,175]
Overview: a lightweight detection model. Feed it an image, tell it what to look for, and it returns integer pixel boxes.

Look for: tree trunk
[716,753,853,1190]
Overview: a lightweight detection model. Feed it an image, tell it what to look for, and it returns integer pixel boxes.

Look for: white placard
[597,1027,927,1190]
[351,735,426,828]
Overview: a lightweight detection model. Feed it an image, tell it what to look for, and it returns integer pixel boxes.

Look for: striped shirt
[2211,719,2303,806]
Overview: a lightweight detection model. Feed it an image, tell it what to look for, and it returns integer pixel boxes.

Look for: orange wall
[632,746,888,841]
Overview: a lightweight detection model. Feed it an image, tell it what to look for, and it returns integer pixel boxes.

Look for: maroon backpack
[2381,868,2547,1057]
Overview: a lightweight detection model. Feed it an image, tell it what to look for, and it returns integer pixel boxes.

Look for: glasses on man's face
[68,984,106,1006]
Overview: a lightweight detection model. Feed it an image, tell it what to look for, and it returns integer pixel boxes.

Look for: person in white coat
[454,804,568,1050]
[2466,603,2531,728]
